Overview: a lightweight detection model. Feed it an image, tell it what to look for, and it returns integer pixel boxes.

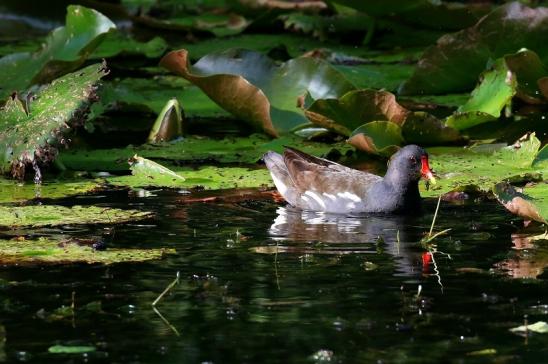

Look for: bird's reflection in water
[266,206,427,276]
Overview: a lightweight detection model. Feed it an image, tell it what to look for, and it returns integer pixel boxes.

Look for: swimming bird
[263,145,436,214]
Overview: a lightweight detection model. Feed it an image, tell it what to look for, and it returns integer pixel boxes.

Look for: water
[1,190,548,363]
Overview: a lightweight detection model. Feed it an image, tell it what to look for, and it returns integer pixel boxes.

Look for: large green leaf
[159,48,356,136]
[0,237,174,265]
[304,89,409,136]
[445,57,517,130]
[422,134,544,197]
[0,205,152,228]
[0,177,101,204]
[58,134,353,171]
[0,5,115,99]
[400,2,548,95]
[0,63,108,179]
[109,164,272,190]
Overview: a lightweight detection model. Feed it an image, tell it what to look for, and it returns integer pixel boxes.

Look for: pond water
[1,190,548,363]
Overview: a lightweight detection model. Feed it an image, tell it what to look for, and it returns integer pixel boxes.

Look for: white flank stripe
[337,191,362,202]
[305,191,326,210]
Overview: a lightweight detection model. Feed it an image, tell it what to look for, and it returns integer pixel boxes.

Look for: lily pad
[128,155,186,187]
[493,182,547,224]
[58,134,353,171]
[0,63,108,179]
[445,57,517,130]
[399,2,548,95]
[0,177,101,204]
[0,205,152,229]
[304,89,409,136]
[109,165,272,190]
[159,48,355,136]
[423,134,544,197]
[0,237,174,265]
[0,5,115,99]
[347,121,403,156]
[504,49,548,104]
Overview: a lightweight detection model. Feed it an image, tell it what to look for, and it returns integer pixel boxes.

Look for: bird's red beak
[420,155,436,184]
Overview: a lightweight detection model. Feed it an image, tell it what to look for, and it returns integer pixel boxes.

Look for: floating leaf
[129,155,186,187]
[0,63,108,179]
[348,121,403,156]
[0,205,152,229]
[510,321,548,334]
[109,165,272,190]
[445,57,517,130]
[160,48,355,136]
[59,134,353,171]
[305,89,409,136]
[423,133,544,197]
[0,5,115,99]
[400,2,548,95]
[0,177,101,204]
[0,238,174,266]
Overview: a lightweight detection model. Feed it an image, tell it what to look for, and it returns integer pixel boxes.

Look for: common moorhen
[263,145,436,214]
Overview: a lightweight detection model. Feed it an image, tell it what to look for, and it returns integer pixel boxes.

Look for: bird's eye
[409,156,417,164]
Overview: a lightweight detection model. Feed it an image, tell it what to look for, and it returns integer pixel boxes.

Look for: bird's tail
[263,151,298,206]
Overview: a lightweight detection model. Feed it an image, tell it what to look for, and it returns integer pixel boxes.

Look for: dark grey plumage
[263,145,433,214]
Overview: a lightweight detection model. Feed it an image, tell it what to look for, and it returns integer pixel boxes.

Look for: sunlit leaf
[0,63,108,179]
[0,5,115,99]
[0,205,152,229]
[160,48,355,136]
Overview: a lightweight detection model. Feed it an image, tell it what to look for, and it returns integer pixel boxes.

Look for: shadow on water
[1,191,548,363]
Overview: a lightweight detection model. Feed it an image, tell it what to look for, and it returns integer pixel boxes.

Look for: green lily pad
[493,182,547,224]
[0,237,174,266]
[399,2,548,95]
[347,121,403,157]
[280,12,373,41]
[0,205,152,229]
[305,89,409,136]
[159,48,355,136]
[91,32,167,59]
[0,5,115,99]
[304,89,461,147]
[128,155,186,187]
[445,57,517,130]
[423,134,544,197]
[0,63,108,179]
[109,165,272,190]
[58,134,353,172]
[0,177,101,204]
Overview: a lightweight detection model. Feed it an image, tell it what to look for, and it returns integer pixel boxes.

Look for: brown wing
[283,147,381,196]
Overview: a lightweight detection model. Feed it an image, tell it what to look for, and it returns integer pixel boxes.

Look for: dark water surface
[1,190,548,363]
